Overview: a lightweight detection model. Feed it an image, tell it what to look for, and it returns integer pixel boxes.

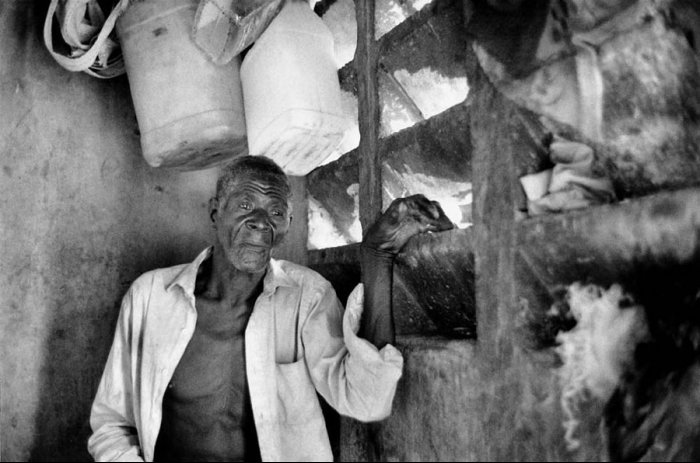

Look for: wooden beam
[339,0,463,97]
[308,243,361,267]
[306,103,472,242]
[308,229,476,338]
[395,228,476,338]
[517,186,700,291]
[355,0,382,234]
[470,60,520,367]
[376,0,458,54]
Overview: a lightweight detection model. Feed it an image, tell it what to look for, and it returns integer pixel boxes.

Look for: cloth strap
[43,0,131,79]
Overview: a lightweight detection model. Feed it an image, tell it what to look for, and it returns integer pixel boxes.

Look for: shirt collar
[166,246,298,297]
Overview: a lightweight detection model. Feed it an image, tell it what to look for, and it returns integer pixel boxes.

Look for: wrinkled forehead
[217,169,291,203]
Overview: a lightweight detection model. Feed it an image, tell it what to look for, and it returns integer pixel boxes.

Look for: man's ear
[209,197,219,225]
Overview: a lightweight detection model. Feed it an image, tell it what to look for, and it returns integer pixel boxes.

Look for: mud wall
[0,2,304,460]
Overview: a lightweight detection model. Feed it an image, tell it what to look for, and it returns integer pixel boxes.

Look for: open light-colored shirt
[88,248,403,462]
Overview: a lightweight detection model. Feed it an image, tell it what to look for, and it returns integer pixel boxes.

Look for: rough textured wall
[338,0,700,461]
[1,2,214,460]
[338,57,609,463]
[340,337,597,462]
[0,2,312,460]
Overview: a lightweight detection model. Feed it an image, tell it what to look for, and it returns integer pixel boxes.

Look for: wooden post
[355,0,382,235]
[470,63,519,369]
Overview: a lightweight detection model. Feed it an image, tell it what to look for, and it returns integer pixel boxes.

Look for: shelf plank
[394,227,476,338]
[517,187,700,292]
[309,243,361,267]
[337,0,460,93]
[309,228,475,338]
[307,102,471,246]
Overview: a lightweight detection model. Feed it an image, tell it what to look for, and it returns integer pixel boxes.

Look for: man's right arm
[88,285,145,462]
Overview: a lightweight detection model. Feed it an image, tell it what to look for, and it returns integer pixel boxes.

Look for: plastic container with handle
[240,0,350,176]
[116,0,247,169]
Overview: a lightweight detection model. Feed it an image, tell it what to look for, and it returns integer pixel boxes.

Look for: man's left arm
[303,195,453,422]
[359,195,454,349]
[301,281,404,422]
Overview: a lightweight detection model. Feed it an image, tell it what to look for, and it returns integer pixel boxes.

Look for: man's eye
[239,201,252,210]
[271,209,283,217]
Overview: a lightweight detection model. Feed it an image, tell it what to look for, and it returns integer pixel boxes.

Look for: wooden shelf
[336,0,461,94]
[308,0,472,339]
[309,100,470,177]
[395,333,477,353]
[309,243,361,267]
[306,102,471,242]
[309,228,476,338]
[395,227,476,338]
[517,186,700,292]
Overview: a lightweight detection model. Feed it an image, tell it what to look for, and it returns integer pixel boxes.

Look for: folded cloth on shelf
[523,137,616,215]
[192,0,286,64]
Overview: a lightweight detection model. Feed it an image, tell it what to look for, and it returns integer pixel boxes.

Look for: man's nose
[245,212,272,232]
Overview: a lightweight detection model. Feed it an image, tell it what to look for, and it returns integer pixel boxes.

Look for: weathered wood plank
[337,0,460,94]
[308,243,361,267]
[517,186,700,292]
[309,229,476,337]
[376,0,459,54]
[307,103,472,247]
[470,58,521,365]
[395,228,476,337]
[355,0,383,233]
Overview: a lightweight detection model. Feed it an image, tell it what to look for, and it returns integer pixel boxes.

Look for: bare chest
[167,298,253,399]
[155,298,260,461]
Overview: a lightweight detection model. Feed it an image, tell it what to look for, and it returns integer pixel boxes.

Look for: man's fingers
[387,195,455,238]
[404,195,439,221]
[416,195,441,220]
[406,196,453,230]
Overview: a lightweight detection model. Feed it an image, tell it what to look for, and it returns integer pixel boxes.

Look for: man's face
[212,172,291,274]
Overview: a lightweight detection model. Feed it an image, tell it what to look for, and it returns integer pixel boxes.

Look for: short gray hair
[215,156,291,201]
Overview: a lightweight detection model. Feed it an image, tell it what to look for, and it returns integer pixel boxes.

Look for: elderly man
[88,156,452,462]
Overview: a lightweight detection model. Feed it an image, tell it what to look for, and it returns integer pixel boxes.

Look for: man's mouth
[231,228,273,250]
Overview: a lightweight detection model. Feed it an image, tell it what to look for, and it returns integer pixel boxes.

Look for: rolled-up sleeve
[302,282,403,422]
[88,285,145,462]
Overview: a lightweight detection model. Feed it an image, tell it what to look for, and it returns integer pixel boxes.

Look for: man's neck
[200,246,266,306]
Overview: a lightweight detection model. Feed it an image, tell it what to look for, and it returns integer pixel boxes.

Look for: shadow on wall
[2,3,218,460]
[28,243,210,462]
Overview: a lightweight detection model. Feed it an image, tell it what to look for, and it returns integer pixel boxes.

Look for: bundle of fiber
[555,283,648,451]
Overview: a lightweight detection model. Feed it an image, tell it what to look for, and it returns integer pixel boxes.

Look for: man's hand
[363,194,454,255]
[358,195,453,348]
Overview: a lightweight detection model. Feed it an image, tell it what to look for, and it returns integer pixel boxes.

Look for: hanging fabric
[43,0,130,79]
[473,0,646,142]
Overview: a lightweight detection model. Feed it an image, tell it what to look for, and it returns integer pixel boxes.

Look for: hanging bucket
[116,0,247,170]
[240,0,350,176]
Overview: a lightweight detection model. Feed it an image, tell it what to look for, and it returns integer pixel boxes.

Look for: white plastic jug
[117,0,247,170]
[240,0,349,176]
